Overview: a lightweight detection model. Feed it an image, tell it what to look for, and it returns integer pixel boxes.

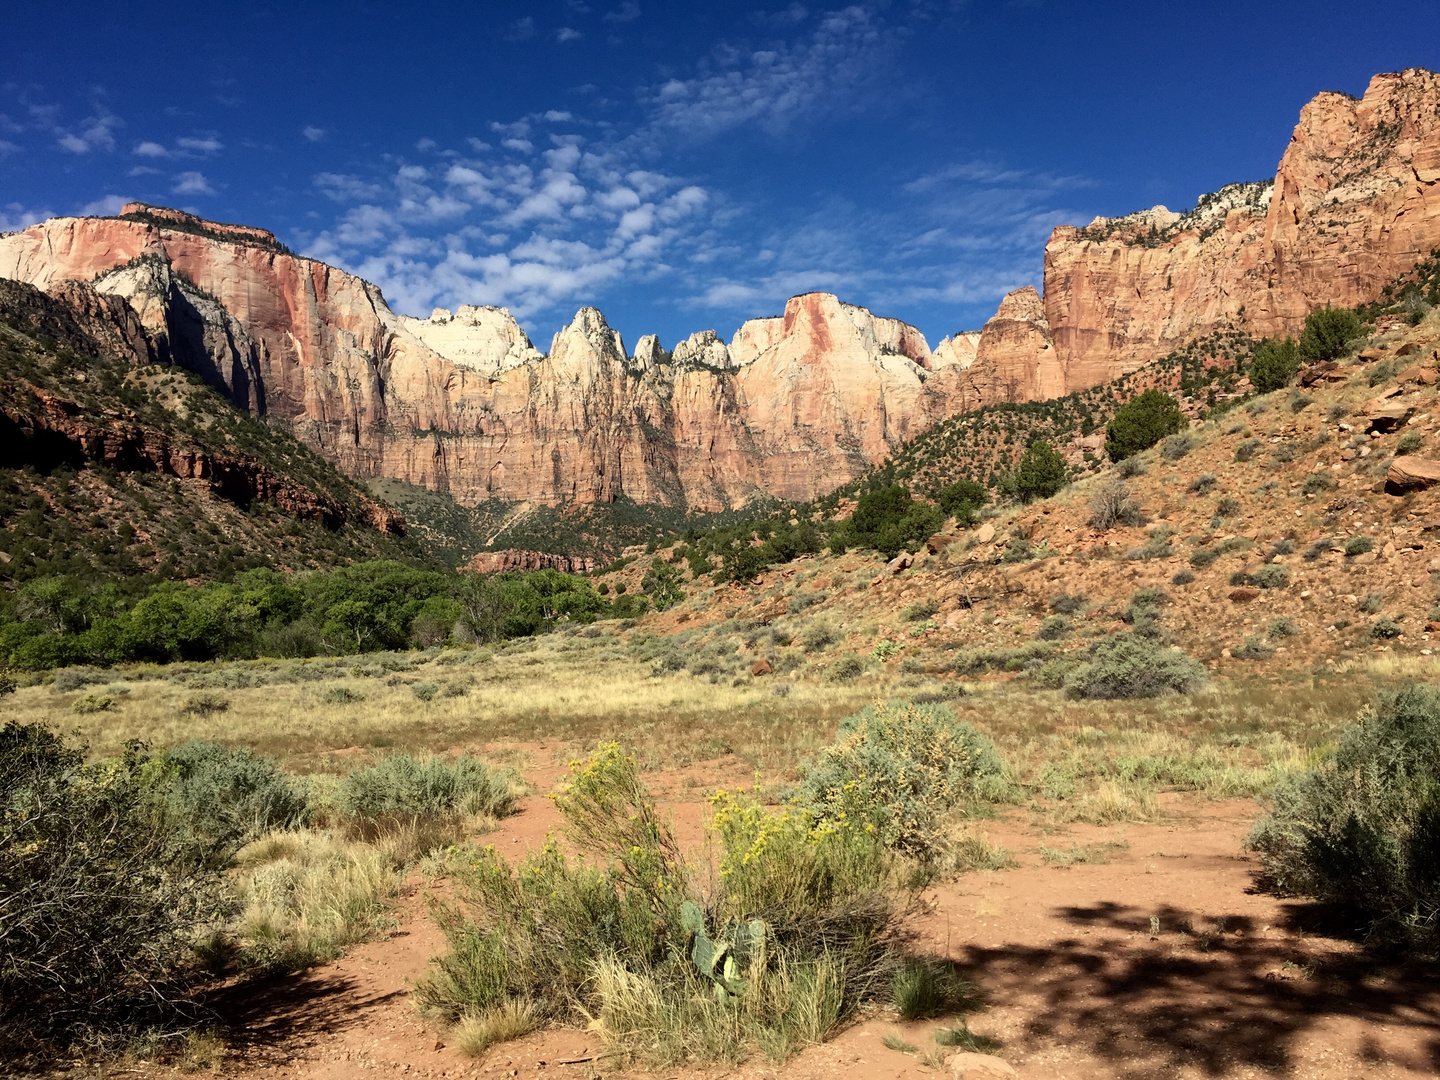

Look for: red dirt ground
[178,752,1440,1080]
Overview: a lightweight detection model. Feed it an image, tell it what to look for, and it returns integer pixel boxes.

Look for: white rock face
[930,330,982,370]
[396,304,543,377]
[729,316,785,367]
[671,329,733,370]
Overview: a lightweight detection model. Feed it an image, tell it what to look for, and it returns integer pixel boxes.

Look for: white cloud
[78,194,130,216]
[556,27,582,42]
[134,141,169,157]
[315,172,384,201]
[501,137,534,153]
[302,126,327,142]
[506,16,535,40]
[176,135,223,154]
[0,203,52,231]
[543,110,573,122]
[56,108,123,154]
[604,2,641,21]
[0,140,18,157]
[172,171,215,195]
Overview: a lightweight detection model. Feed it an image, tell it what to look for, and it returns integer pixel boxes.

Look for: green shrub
[1234,438,1260,462]
[1289,392,1315,414]
[901,598,940,623]
[1036,615,1070,641]
[838,485,944,558]
[1345,536,1375,557]
[1214,496,1241,518]
[937,479,988,523]
[1298,306,1363,364]
[1007,440,1069,503]
[72,692,115,714]
[1370,617,1403,640]
[1104,389,1186,462]
[0,724,223,1049]
[156,740,309,859]
[1233,635,1275,660]
[1062,634,1207,699]
[1360,591,1385,614]
[180,691,230,716]
[1254,565,1290,589]
[1397,430,1424,455]
[1049,592,1088,614]
[1249,336,1301,393]
[321,686,365,704]
[795,701,1007,860]
[1304,538,1336,561]
[411,681,440,701]
[1001,536,1033,563]
[1189,547,1219,568]
[1172,569,1196,586]
[1268,616,1298,638]
[337,753,518,824]
[800,623,838,651]
[1248,685,1440,950]
[1302,473,1336,495]
[1116,455,1147,478]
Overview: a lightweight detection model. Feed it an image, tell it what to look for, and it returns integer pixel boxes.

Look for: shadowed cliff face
[3,69,1440,512]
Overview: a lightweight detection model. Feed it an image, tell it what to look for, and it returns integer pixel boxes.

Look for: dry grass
[453,999,540,1057]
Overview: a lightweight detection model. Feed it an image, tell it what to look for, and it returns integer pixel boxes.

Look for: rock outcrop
[464,549,596,574]
[963,68,1440,398]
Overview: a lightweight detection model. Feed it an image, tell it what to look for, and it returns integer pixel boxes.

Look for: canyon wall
[0,210,962,508]
[963,67,1440,402]
[2,68,1439,510]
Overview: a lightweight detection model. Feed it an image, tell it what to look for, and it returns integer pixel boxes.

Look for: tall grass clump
[1062,634,1207,699]
[154,740,309,861]
[0,723,224,1051]
[232,829,401,973]
[415,743,912,1065]
[1249,685,1440,952]
[794,701,1010,861]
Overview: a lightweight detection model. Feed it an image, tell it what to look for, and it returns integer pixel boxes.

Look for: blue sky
[4,2,1439,351]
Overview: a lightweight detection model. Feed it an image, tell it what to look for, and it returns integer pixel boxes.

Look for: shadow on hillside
[956,900,1440,1076]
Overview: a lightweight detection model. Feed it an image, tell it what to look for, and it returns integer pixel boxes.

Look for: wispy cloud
[172,170,215,195]
[556,26,583,42]
[78,194,130,216]
[302,125,327,142]
[0,202,53,231]
[604,2,641,21]
[56,106,122,154]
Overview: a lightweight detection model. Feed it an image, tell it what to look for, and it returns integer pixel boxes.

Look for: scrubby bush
[1233,635,1275,660]
[1105,389,1186,462]
[1189,547,1219,569]
[1234,438,1260,463]
[415,744,904,1064]
[336,753,518,827]
[1088,478,1144,530]
[901,598,940,622]
[800,622,838,651]
[1036,615,1070,641]
[1249,685,1440,951]
[1116,455,1148,478]
[1172,569,1196,586]
[1049,592,1088,614]
[1249,336,1301,393]
[1254,565,1290,590]
[795,701,1008,860]
[1160,432,1196,461]
[1370,617,1403,640]
[1062,634,1207,699]
[1345,536,1375,557]
[1006,440,1069,503]
[1290,393,1315,414]
[826,655,867,682]
[411,681,440,701]
[1360,591,1385,614]
[1187,473,1218,496]
[0,723,223,1049]
[1269,616,1299,638]
[1302,472,1336,495]
[156,740,309,860]
[1298,306,1363,364]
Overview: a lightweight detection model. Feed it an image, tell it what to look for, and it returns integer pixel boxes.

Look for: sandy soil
[172,754,1440,1080]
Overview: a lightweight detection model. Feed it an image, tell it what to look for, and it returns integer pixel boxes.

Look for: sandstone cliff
[960,68,1440,399]
[0,207,955,509]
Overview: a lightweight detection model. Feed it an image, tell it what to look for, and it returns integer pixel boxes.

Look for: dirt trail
[204,758,1438,1080]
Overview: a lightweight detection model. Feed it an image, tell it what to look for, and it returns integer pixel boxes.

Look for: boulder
[1364,395,1416,432]
[1229,587,1261,602]
[886,552,914,576]
[1386,456,1440,494]
[1398,365,1438,385]
[750,658,772,676]
[947,1052,1017,1079]
[974,522,996,544]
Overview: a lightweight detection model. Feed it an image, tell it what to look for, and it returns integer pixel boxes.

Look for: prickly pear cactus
[679,901,769,1000]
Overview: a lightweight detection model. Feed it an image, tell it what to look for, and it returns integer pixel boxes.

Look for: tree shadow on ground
[956,900,1440,1077]
[204,969,406,1053]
